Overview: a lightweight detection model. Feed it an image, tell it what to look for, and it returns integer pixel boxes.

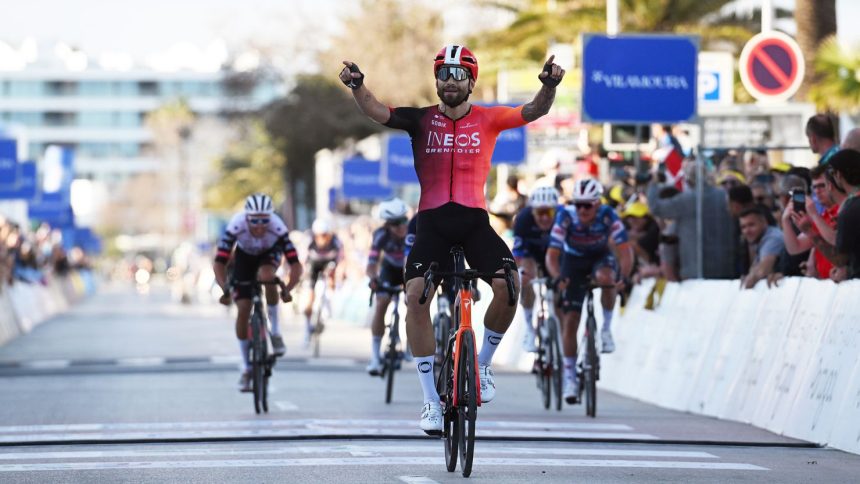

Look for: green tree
[262,75,382,226]
[809,38,860,113]
[205,121,287,214]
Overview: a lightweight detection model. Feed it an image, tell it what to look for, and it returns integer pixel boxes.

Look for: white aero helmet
[378,198,409,221]
[312,218,333,235]
[244,193,274,215]
[572,179,603,202]
[528,186,560,208]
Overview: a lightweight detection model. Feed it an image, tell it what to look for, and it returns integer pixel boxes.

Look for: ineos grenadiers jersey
[214,213,299,263]
[549,205,628,258]
[384,104,528,212]
[368,227,406,268]
[512,205,562,263]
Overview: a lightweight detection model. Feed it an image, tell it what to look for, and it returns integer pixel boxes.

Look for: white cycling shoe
[563,378,580,405]
[420,401,443,435]
[479,364,496,403]
[522,329,538,353]
[366,359,383,376]
[601,329,616,354]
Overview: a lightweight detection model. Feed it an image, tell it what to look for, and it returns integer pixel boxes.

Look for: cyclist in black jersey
[366,198,410,375]
[303,218,343,345]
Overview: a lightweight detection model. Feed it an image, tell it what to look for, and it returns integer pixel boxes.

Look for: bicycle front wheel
[536,317,551,410]
[457,331,477,477]
[584,316,598,418]
[384,343,397,404]
[549,318,563,412]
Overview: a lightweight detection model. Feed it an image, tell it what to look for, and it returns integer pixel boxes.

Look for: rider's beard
[437,85,471,108]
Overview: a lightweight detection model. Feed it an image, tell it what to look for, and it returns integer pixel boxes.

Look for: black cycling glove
[343,63,364,90]
[539,62,561,88]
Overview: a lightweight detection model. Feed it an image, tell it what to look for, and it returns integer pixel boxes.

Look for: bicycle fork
[451,286,481,408]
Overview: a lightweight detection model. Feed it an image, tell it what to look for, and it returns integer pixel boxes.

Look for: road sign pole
[633,124,642,173]
[606,0,619,36]
[761,0,773,33]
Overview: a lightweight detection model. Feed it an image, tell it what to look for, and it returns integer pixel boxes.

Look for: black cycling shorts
[376,261,404,293]
[404,202,517,284]
[232,247,281,300]
[308,259,336,286]
[558,252,619,313]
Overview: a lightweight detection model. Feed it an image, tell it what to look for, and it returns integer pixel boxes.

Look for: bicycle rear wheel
[549,318,563,411]
[457,331,477,477]
[251,318,265,415]
[312,311,323,358]
[433,314,451,384]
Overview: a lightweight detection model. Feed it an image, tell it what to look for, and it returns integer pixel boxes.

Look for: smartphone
[791,190,806,212]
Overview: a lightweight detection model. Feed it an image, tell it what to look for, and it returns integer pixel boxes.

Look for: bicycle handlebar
[230,277,291,302]
[369,282,404,306]
[419,262,516,307]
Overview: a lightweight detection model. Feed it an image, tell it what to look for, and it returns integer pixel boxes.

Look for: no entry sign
[739,31,805,102]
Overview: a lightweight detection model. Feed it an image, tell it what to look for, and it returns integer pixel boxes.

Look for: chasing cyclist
[303,218,343,346]
[340,44,564,433]
[366,198,410,375]
[545,179,632,404]
[213,193,303,392]
[513,186,561,352]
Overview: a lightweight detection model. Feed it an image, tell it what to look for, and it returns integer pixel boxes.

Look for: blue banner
[28,204,75,227]
[342,157,393,200]
[0,138,17,184]
[491,126,526,164]
[582,34,698,123]
[0,162,37,200]
[383,134,418,184]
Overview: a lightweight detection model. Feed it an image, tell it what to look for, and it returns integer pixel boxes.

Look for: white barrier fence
[588,277,860,455]
[0,271,96,347]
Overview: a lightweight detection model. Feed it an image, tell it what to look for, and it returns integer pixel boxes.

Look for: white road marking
[116,357,166,367]
[305,358,357,367]
[209,356,242,365]
[0,445,717,461]
[22,360,70,369]
[399,476,441,484]
[0,457,769,472]
[274,401,299,411]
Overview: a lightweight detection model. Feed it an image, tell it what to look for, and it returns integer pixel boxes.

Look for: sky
[0,0,858,69]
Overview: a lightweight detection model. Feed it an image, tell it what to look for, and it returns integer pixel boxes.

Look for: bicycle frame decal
[452,286,481,407]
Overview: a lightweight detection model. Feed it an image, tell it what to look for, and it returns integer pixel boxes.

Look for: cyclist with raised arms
[340,44,564,433]
[513,186,561,352]
[545,179,632,404]
[303,218,343,346]
[366,198,410,375]
[213,193,303,391]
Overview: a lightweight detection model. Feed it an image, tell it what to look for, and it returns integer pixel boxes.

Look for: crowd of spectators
[0,216,87,293]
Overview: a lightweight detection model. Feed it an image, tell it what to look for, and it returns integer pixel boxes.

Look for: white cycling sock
[371,336,382,363]
[522,307,534,331]
[563,356,577,383]
[415,356,440,404]
[267,305,280,335]
[304,314,312,332]
[239,339,251,371]
[602,309,613,332]
[478,329,505,366]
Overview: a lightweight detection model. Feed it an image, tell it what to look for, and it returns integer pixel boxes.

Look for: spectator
[782,164,845,279]
[739,207,784,289]
[717,169,746,191]
[793,149,860,281]
[489,174,527,233]
[806,114,839,166]
[646,160,737,280]
[727,185,777,225]
[621,202,661,280]
[843,128,860,151]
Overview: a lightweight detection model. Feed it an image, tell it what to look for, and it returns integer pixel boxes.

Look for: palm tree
[469,0,767,84]
[808,37,860,114]
[794,0,836,100]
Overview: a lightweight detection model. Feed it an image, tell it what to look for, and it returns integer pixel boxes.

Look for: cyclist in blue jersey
[545,179,632,404]
[513,186,561,352]
[366,198,410,375]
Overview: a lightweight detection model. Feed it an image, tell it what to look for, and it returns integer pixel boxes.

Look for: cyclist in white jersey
[214,193,303,391]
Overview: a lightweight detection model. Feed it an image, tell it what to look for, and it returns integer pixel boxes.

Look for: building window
[44,112,77,126]
[45,81,77,96]
[138,81,159,96]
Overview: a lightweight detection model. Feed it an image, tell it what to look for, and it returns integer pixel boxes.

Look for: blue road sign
[0,162,37,200]
[582,34,698,123]
[492,125,526,164]
[0,138,17,184]
[342,157,393,200]
[383,134,418,184]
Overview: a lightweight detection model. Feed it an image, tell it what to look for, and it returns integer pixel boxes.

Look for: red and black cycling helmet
[434,45,478,81]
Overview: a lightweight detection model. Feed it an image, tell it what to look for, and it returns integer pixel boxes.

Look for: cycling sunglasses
[247,217,270,225]
[436,66,470,82]
[533,207,556,218]
[386,216,409,226]
[574,202,596,210]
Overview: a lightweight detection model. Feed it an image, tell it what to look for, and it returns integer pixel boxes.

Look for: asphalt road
[0,280,857,483]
